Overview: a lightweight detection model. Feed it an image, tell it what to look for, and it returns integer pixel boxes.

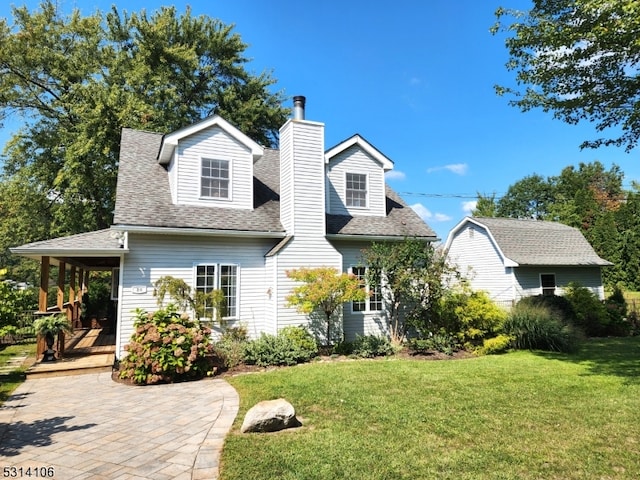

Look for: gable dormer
[325,135,393,217]
[157,116,263,210]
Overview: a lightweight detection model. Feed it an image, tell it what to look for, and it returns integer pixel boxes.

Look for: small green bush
[332,340,354,356]
[477,334,513,355]
[563,282,609,336]
[452,291,507,347]
[408,330,461,356]
[503,303,581,353]
[604,286,630,336]
[213,326,249,369]
[350,335,396,358]
[243,331,315,367]
[516,294,576,323]
[119,306,215,385]
[279,325,318,357]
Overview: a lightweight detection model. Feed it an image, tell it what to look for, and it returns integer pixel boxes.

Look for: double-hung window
[540,273,556,296]
[201,158,230,199]
[195,264,239,319]
[350,266,383,312]
[346,173,367,208]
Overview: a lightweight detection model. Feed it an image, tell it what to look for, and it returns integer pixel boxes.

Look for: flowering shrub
[119,306,215,385]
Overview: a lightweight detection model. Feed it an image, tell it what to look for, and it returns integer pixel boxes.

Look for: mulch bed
[111,348,474,385]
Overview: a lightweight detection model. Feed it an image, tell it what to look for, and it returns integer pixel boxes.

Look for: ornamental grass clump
[503,302,582,353]
[119,306,214,385]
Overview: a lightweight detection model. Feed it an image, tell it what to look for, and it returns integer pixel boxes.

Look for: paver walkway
[0,354,28,375]
[0,372,239,479]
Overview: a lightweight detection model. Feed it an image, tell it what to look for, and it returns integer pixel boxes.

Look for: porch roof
[10,229,126,269]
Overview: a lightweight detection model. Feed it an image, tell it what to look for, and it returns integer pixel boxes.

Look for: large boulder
[240,398,302,433]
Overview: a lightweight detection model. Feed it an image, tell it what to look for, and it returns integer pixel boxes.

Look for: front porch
[27,327,116,379]
[10,229,128,376]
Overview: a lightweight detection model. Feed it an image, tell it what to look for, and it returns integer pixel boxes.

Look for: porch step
[26,353,115,379]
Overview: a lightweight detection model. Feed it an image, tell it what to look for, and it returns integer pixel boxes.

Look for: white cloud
[410,203,451,223]
[462,200,477,213]
[427,163,468,175]
[385,170,406,181]
[409,77,421,86]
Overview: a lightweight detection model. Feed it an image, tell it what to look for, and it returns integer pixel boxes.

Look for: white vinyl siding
[174,125,253,209]
[279,119,326,236]
[514,267,606,301]
[117,233,274,357]
[446,224,514,304]
[326,146,386,217]
[272,236,342,336]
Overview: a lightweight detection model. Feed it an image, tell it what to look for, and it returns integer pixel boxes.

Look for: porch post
[69,265,78,327]
[37,256,50,359]
[57,261,65,311]
[39,256,49,312]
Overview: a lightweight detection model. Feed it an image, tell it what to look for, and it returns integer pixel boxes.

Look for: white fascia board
[9,248,128,258]
[325,134,394,171]
[157,115,264,164]
[112,224,286,239]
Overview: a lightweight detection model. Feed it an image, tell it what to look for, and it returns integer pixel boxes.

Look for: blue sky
[1,1,639,242]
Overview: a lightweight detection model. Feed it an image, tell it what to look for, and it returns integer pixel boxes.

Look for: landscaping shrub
[477,334,513,355]
[279,325,318,357]
[503,303,581,353]
[243,331,315,367]
[604,286,630,336]
[563,282,609,336]
[119,306,215,385]
[452,290,507,348]
[213,326,249,369]
[332,339,354,356]
[407,330,461,356]
[350,334,396,358]
[516,294,575,323]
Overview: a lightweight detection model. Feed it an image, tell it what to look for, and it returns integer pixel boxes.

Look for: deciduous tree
[286,267,366,345]
[0,1,288,280]
[492,1,640,151]
[361,239,457,344]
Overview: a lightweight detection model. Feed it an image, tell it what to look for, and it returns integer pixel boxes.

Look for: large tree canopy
[0,1,288,279]
[0,1,287,228]
[492,0,640,152]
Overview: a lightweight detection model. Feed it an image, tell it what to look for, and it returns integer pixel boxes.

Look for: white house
[12,96,437,358]
[444,216,612,308]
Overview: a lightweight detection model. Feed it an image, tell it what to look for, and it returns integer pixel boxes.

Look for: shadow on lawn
[535,337,640,385]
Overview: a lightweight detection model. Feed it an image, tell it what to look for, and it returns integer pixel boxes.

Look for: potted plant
[33,314,73,361]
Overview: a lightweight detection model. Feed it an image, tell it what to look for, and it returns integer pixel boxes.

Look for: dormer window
[346,172,367,208]
[201,158,230,199]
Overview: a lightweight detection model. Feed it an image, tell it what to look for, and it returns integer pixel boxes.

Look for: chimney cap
[293,95,306,120]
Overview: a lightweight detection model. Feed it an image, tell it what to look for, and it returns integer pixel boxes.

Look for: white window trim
[540,273,556,296]
[345,172,368,209]
[349,266,383,313]
[193,263,240,321]
[200,157,233,202]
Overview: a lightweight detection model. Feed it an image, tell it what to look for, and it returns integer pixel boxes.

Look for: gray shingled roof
[10,229,124,268]
[113,128,437,240]
[471,217,612,266]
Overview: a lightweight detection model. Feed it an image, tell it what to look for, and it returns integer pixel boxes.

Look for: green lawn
[221,337,640,480]
[0,341,36,405]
